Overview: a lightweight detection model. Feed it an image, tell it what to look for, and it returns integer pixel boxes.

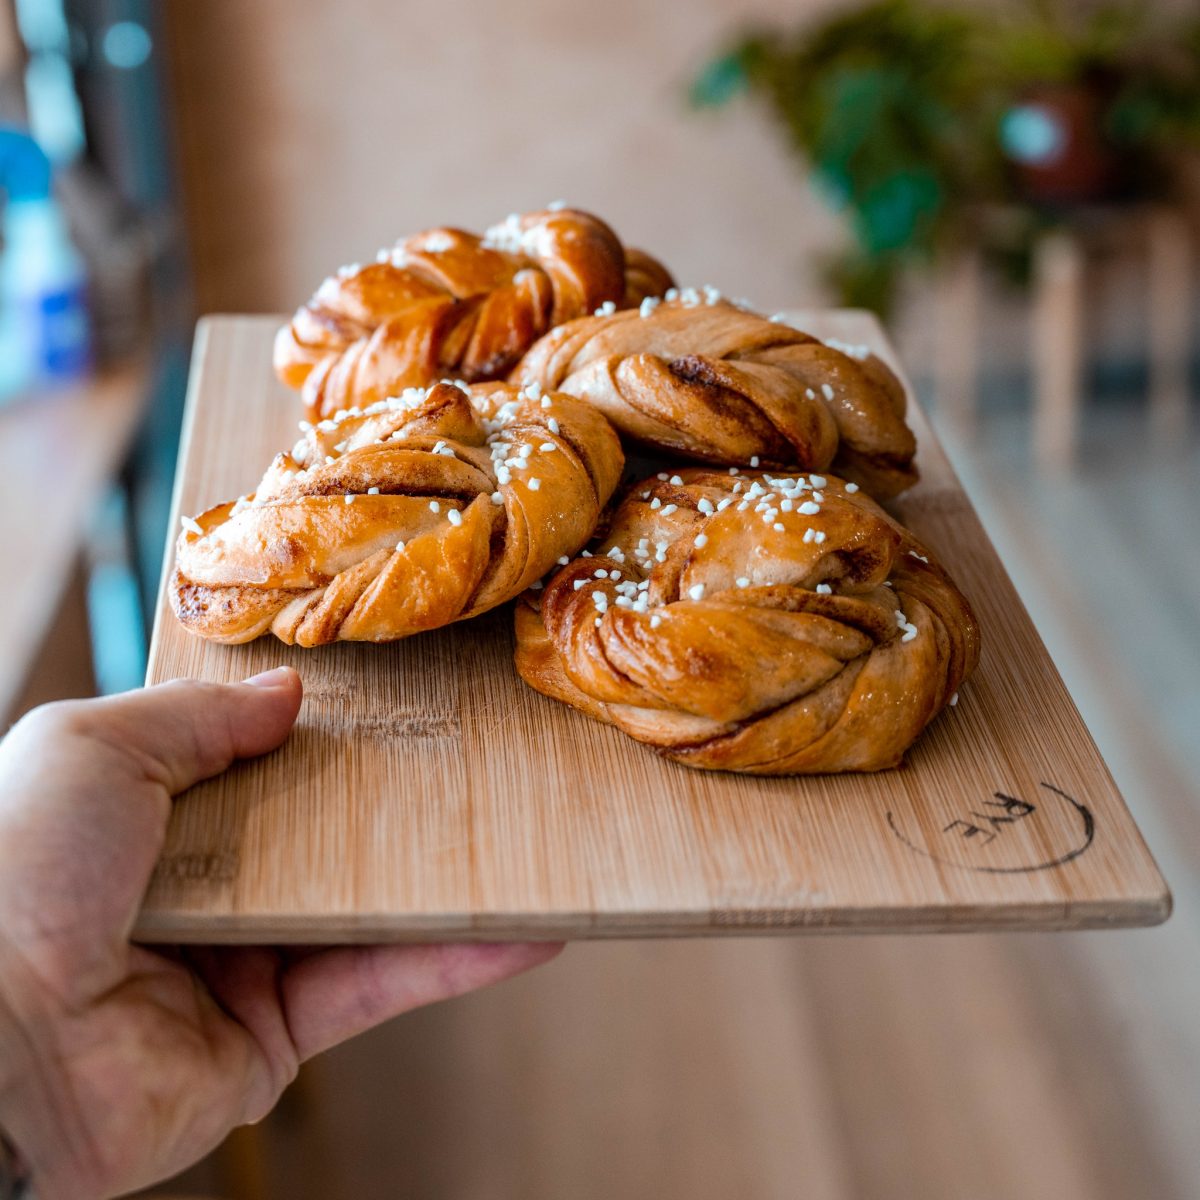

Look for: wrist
[0,971,48,1199]
[0,983,37,1199]
[0,958,91,1200]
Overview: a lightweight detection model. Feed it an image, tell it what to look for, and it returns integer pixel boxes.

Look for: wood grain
[137,313,1169,941]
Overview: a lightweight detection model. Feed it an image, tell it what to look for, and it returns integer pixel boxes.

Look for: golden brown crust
[621,248,675,308]
[515,466,979,774]
[274,208,673,423]
[169,382,623,646]
[511,297,918,499]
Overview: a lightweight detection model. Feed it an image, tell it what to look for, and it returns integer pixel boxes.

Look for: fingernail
[243,666,295,688]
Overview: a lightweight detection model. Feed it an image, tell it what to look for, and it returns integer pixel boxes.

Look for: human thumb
[0,670,302,998]
[77,667,305,795]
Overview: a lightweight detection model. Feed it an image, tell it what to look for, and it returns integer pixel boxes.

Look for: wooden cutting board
[137,313,1169,942]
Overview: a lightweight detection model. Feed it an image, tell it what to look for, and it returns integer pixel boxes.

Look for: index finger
[279,941,564,1059]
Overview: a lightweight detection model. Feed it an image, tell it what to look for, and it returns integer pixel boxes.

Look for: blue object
[0,126,52,199]
[102,20,153,70]
[1000,104,1066,167]
[0,126,91,401]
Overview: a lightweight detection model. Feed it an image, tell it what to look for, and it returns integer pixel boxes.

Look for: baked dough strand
[170,382,623,646]
[512,299,918,499]
[516,466,979,773]
[274,207,673,422]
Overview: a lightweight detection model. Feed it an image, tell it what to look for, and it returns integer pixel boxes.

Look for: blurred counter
[0,359,148,721]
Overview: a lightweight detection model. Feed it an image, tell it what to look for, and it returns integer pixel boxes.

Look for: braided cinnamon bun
[511,294,918,499]
[516,465,978,773]
[170,381,623,645]
[274,207,673,423]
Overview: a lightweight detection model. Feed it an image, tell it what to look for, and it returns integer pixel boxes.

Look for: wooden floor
[159,393,1200,1200]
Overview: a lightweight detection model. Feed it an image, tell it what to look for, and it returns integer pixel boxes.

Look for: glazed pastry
[511,292,918,499]
[274,206,673,423]
[170,381,623,645]
[515,466,979,773]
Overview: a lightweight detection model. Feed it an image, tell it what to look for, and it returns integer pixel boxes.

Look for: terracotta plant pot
[1001,81,1122,205]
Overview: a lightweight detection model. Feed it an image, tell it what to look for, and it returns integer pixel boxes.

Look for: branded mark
[887,782,1094,874]
[153,850,239,883]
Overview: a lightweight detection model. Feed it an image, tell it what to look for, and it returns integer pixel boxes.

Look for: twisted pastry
[511,294,918,499]
[516,466,979,773]
[274,207,674,423]
[170,381,623,646]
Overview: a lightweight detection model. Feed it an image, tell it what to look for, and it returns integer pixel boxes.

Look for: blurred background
[1,1,1198,1197]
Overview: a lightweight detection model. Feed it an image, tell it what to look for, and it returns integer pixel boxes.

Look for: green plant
[695,0,995,312]
[989,2,1200,160]
[990,1,1150,84]
[694,0,1200,313]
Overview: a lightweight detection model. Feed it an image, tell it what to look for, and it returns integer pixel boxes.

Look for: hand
[0,669,561,1199]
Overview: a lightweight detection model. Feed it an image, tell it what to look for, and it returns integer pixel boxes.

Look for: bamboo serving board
[137,313,1169,942]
